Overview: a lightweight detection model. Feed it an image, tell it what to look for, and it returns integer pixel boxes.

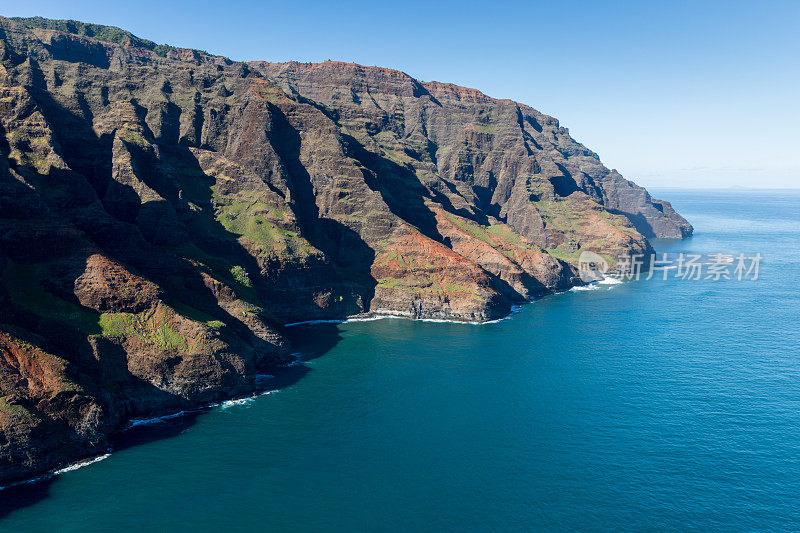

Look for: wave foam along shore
[125,408,207,429]
[0,454,112,492]
[286,305,527,328]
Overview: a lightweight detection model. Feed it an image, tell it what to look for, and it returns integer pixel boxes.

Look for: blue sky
[4,1,798,188]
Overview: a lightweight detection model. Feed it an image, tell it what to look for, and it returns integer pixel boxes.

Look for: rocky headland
[0,16,691,485]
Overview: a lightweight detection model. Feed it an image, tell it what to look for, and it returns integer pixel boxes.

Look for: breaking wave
[570,284,601,292]
[52,454,112,475]
[0,453,112,491]
[126,409,205,429]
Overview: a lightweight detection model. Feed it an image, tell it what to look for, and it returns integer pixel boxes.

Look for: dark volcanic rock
[0,16,691,484]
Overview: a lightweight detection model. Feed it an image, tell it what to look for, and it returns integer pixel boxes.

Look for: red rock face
[0,16,692,483]
[0,331,107,483]
[433,209,576,299]
[73,254,162,313]
[370,224,508,322]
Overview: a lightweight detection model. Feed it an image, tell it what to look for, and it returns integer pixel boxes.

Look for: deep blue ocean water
[2,189,799,532]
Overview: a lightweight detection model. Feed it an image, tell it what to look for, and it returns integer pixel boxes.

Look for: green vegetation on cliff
[0,398,37,422]
[214,200,305,252]
[11,16,208,57]
[98,312,188,350]
[444,213,495,246]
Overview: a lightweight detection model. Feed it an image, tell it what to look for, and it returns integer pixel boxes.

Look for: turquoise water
[2,190,800,531]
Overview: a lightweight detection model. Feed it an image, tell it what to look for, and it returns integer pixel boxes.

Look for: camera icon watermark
[578,251,610,283]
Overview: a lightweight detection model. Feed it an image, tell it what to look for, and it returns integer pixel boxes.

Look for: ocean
[2,189,799,531]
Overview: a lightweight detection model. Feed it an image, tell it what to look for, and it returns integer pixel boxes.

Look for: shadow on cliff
[12,77,343,352]
[21,81,305,346]
[340,133,448,241]
[266,105,376,297]
[339,132,500,237]
[609,208,657,239]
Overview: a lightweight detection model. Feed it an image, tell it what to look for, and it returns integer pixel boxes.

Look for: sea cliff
[0,16,691,484]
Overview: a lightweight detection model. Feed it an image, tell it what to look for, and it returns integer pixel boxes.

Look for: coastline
[0,375,288,491]
[0,454,113,492]
[1,278,624,490]
[285,276,625,328]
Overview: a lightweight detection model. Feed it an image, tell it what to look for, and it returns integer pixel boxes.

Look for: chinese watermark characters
[578,251,762,283]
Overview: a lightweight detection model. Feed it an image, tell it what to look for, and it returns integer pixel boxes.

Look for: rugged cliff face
[0,16,691,484]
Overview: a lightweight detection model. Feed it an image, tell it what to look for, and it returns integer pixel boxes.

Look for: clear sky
[4,1,799,188]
